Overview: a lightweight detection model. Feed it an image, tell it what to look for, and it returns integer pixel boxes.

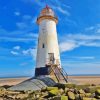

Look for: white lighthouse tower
[35,5,61,77]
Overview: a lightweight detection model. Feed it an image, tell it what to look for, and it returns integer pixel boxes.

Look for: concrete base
[35,67,50,76]
[8,76,56,91]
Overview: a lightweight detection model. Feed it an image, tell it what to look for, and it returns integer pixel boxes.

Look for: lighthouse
[8,6,68,91]
[35,5,61,77]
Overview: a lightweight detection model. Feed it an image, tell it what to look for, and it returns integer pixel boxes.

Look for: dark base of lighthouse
[35,67,51,77]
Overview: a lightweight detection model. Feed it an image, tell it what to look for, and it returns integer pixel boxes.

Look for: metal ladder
[50,64,68,83]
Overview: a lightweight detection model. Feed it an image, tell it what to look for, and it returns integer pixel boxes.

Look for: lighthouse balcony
[37,15,58,24]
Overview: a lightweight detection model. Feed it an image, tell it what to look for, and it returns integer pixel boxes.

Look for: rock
[59,88,64,95]
[49,96,60,100]
[79,93,85,100]
[95,86,100,89]
[0,87,6,91]
[49,96,68,100]
[74,88,78,94]
[89,87,97,93]
[95,89,100,95]
[69,89,75,93]
[64,87,69,93]
[16,93,29,99]
[84,88,90,93]
[55,83,65,89]
[78,89,85,94]
[92,98,97,100]
[61,96,68,100]
[41,92,48,98]
[65,83,76,88]
[83,97,96,100]
[0,97,3,100]
[75,94,80,100]
[38,97,45,100]
[46,87,58,91]
[76,84,90,90]
[41,87,47,92]
[85,93,92,97]
[49,89,59,96]
[36,94,40,98]
[95,95,100,99]
[68,91,75,100]
[91,84,96,86]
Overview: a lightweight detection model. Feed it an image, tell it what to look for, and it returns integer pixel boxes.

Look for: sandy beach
[0,77,30,86]
[0,76,100,86]
[69,76,100,85]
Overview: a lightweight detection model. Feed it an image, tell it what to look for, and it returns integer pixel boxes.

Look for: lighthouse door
[48,53,55,64]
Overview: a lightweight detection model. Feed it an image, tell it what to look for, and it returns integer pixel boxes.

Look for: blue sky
[0,0,100,77]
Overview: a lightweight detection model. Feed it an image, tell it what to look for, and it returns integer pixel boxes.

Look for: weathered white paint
[36,9,61,68]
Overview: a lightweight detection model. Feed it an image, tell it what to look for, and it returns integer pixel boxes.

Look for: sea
[0,74,100,79]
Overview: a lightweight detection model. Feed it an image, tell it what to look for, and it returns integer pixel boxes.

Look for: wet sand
[69,76,100,85]
[0,77,30,86]
[0,76,100,86]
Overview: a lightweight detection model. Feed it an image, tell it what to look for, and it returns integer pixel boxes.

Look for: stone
[49,89,59,96]
[59,88,64,95]
[74,88,78,94]
[61,96,68,100]
[78,89,85,94]
[16,94,29,99]
[64,88,69,93]
[55,83,65,89]
[83,97,94,100]
[95,89,100,95]
[68,91,75,100]
[65,83,76,88]
[95,95,100,99]
[75,94,80,100]
[79,93,85,100]
[0,87,6,91]
[50,96,61,100]
[85,93,92,97]
[89,87,97,93]
[46,87,58,91]
[76,84,90,90]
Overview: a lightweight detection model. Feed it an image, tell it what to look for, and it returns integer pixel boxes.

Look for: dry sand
[69,76,100,85]
[0,77,30,86]
[0,76,100,86]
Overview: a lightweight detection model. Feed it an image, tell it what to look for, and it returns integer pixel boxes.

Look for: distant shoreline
[0,75,100,86]
[69,74,100,76]
[0,76,31,79]
[0,74,100,79]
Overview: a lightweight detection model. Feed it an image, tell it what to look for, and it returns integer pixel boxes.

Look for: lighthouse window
[42,44,45,48]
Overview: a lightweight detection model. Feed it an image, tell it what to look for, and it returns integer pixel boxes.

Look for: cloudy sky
[0,0,100,77]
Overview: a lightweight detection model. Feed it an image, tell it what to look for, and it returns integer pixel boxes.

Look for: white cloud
[52,6,70,16]
[96,29,100,33]
[20,62,29,66]
[62,62,100,75]
[22,48,37,60]
[85,26,94,31]
[60,41,78,52]
[65,34,100,40]
[14,12,20,16]
[0,14,38,43]
[16,22,28,29]
[59,27,100,52]
[11,51,19,55]
[23,0,70,16]
[16,15,36,30]
[71,56,95,60]
[13,46,20,50]
[0,37,35,42]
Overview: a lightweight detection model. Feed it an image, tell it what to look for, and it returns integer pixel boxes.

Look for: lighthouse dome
[37,5,58,24]
[40,5,55,17]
